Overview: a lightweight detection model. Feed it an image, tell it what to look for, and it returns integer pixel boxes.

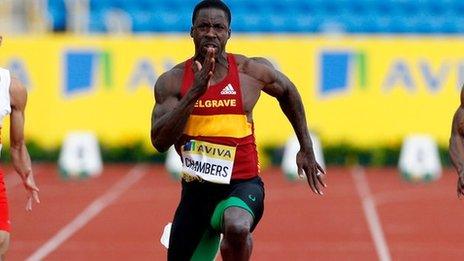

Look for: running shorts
[0,170,10,232]
[167,176,265,261]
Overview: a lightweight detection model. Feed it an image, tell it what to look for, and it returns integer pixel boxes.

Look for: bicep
[245,58,288,98]
[261,70,291,98]
[9,78,27,145]
[151,74,180,125]
[152,96,180,125]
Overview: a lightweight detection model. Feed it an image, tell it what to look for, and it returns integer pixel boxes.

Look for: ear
[190,27,194,38]
[227,29,231,39]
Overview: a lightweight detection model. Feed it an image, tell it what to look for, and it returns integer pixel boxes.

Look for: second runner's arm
[9,78,40,211]
[449,86,464,197]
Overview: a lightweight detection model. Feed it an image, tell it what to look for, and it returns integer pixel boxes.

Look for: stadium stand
[45,0,464,33]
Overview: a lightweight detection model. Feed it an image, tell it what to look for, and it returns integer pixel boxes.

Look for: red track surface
[1,163,463,260]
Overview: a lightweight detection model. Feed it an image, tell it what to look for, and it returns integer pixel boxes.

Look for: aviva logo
[64,50,113,95]
[319,50,367,96]
[183,141,196,152]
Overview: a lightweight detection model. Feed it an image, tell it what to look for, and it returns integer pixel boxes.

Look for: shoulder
[232,54,277,84]
[232,54,275,72]
[9,77,27,109]
[231,53,249,66]
[153,60,188,101]
[159,61,186,84]
[155,61,186,90]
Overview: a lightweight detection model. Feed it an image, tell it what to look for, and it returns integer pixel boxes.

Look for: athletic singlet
[176,53,259,181]
[0,68,11,155]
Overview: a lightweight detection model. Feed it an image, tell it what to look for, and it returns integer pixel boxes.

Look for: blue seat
[47,0,66,31]
[263,13,290,32]
[232,12,265,32]
[89,0,112,12]
[151,10,188,32]
[59,0,464,33]
[130,9,154,32]
[289,13,322,32]
[88,10,107,32]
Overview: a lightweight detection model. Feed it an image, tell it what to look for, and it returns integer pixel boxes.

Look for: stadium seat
[47,0,67,31]
[52,0,464,33]
[88,10,107,32]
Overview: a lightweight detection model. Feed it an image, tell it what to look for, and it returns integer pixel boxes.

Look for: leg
[0,231,10,260]
[220,207,253,261]
[0,172,10,260]
[168,181,221,261]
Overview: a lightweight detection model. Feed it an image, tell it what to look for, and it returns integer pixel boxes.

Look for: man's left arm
[245,57,326,195]
[9,78,40,211]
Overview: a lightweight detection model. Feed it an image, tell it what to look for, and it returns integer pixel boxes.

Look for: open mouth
[202,43,218,52]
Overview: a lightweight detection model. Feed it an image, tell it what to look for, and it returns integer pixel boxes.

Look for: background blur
[0,0,460,166]
[1,1,464,260]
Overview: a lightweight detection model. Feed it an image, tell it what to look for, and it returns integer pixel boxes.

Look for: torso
[174,53,262,181]
[171,54,264,122]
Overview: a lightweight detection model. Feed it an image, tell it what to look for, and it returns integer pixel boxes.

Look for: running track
[1,163,463,260]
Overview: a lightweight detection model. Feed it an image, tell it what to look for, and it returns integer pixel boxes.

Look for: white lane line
[26,164,147,261]
[351,166,391,261]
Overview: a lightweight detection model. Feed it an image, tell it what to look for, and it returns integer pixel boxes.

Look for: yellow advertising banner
[0,35,461,149]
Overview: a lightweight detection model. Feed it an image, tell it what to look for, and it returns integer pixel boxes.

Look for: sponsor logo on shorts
[248,194,256,202]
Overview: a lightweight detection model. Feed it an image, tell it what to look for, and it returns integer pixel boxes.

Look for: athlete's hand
[296,149,326,195]
[22,172,40,211]
[458,170,464,199]
[192,47,216,96]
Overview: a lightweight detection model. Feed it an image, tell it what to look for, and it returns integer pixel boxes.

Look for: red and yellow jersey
[176,54,259,180]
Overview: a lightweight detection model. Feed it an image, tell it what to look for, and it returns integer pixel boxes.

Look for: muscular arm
[151,49,216,152]
[450,107,464,174]
[9,78,40,210]
[242,57,326,195]
[150,72,201,152]
[9,78,32,179]
[245,58,313,152]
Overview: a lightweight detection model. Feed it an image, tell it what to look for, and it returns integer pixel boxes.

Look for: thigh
[211,177,265,232]
[168,182,221,261]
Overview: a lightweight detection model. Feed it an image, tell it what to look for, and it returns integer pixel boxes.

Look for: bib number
[181,140,236,184]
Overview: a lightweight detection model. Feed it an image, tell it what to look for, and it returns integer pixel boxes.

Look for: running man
[0,36,40,259]
[449,85,464,198]
[151,1,326,260]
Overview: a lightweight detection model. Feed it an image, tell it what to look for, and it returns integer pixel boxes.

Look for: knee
[223,220,251,241]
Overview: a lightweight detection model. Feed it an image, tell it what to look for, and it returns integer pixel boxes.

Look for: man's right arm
[151,49,216,152]
[150,71,198,152]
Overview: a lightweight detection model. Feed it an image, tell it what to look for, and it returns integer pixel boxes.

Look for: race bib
[181,140,236,184]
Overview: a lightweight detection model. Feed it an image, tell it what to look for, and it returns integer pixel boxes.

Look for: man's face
[191,8,230,58]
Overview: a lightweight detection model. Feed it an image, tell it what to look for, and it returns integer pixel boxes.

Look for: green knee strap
[210,196,254,231]
[191,229,221,261]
